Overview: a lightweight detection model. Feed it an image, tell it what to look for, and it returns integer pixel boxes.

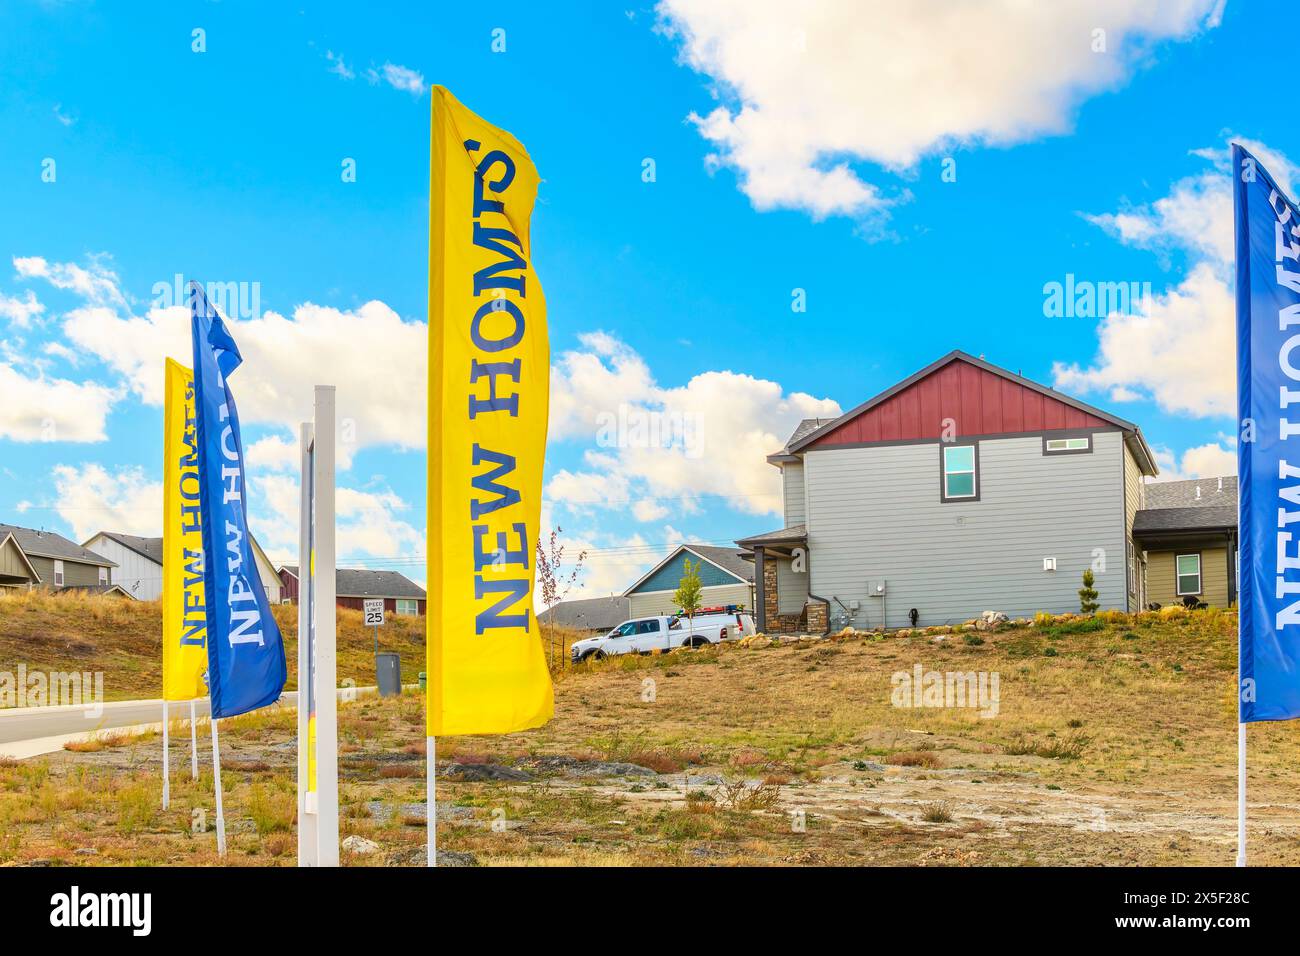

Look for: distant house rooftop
[280,565,425,600]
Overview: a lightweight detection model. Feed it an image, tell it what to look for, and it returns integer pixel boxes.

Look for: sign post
[364,598,384,658]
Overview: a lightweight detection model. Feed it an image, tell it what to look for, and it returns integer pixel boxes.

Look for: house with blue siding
[733,351,1235,634]
[624,544,755,617]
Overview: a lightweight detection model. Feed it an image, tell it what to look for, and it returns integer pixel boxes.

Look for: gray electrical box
[869,580,887,597]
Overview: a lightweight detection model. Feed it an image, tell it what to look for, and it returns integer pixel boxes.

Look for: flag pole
[190,699,198,779]
[1237,722,1246,866]
[211,716,226,856]
[434,738,444,863]
[162,700,170,809]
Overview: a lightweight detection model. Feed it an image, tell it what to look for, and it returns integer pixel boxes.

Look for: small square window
[941,444,978,501]
[396,599,419,616]
[1044,435,1092,454]
[1176,553,1202,596]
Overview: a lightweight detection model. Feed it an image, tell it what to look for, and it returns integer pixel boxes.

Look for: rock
[438,850,480,867]
[73,847,98,856]
[438,762,532,782]
[977,610,1010,630]
[342,835,381,855]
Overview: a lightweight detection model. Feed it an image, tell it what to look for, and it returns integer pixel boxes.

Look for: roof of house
[779,350,1158,474]
[623,543,755,595]
[538,595,630,631]
[57,583,135,599]
[1133,476,1237,535]
[0,523,115,567]
[279,565,426,600]
[86,531,163,565]
[736,524,807,548]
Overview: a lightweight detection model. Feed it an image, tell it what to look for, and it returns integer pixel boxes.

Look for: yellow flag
[162,359,209,701]
[427,86,553,735]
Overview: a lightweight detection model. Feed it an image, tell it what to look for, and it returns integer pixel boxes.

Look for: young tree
[536,527,587,668]
[673,558,703,649]
[1078,568,1100,615]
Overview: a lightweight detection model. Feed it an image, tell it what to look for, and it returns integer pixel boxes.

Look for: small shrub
[962,634,985,646]
[886,751,943,769]
[920,801,954,823]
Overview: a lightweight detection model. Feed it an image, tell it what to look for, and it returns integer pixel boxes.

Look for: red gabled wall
[807,359,1110,449]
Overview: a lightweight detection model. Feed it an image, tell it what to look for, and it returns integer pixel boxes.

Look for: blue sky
[0,0,1292,597]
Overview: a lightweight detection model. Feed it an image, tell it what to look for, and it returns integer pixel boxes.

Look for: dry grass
[4,607,1298,867]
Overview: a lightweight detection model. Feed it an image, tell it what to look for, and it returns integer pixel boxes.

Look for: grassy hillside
[5,604,1297,867]
[0,589,586,701]
[0,590,429,699]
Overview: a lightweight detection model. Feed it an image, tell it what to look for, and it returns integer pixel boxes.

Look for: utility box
[376,653,401,697]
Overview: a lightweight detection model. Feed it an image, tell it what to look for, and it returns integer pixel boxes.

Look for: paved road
[0,693,299,746]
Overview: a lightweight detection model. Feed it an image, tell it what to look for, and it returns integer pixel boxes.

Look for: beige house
[1132,477,1236,608]
[0,523,127,596]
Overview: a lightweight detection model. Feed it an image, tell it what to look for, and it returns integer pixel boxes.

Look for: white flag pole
[1237,722,1246,866]
[314,385,339,867]
[190,699,198,780]
[427,735,437,867]
[162,700,170,809]
[297,420,317,866]
[211,716,226,856]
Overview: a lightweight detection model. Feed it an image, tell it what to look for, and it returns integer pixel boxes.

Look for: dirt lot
[3,607,1298,866]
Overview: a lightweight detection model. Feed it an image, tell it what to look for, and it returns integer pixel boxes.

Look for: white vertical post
[427,736,437,867]
[297,420,317,867]
[190,699,198,780]
[1237,722,1247,866]
[162,700,170,809]
[211,717,226,856]
[314,386,339,868]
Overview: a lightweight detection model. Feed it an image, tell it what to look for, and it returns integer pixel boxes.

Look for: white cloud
[0,289,44,328]
[50,463,161,540]
[1150,441,1235,482]
[545,332,840,519]
[245,434,301,472]
[366,62,426,96]
[14,255,127,308]
[253,472,423,566]
[1052,262,1234,417]
[59,299,426,461]
[0,363,118,442]
[1055,138,1296,419]
[325,50,355,80]
[657,0,1222,219]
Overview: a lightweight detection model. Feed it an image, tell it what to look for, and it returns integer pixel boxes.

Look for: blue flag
[1236,144,1300,723]
[190,282,286,719]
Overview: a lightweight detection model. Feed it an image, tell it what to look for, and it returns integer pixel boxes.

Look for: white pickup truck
[570,607,756,662]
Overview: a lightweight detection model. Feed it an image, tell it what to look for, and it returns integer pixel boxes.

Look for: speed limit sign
[363,599,384,626]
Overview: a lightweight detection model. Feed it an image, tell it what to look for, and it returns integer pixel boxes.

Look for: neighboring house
[81,530,283,604]
[538,595,631,634]
[0,523,118,593]
[1132,476,1237,609]
[279,566,426,616]
[737,350,1164,633]
[623,544,755,617]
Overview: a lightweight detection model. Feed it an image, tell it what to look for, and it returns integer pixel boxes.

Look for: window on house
[941,444,978,501]
[396,599,419,616]
[1044,435,1092,453]
[98,566,108,585]
[1176,554,1202,596]
[54,560,64,586]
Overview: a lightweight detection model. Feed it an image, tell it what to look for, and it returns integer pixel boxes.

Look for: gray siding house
[0,523,121,594]
[739,352,1161,632]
